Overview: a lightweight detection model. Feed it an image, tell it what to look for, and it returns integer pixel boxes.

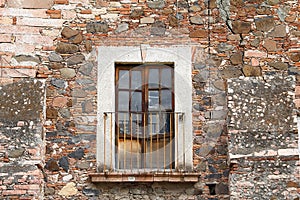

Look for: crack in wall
[216,0,233,33]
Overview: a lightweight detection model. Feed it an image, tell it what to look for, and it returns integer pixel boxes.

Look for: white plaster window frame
[97,46,193,172]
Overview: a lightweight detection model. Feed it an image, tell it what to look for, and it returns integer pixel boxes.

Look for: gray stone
[51,78,66,88]
[8,147,25,158]
[59,108,71,118]
[194,63,206,70]
[77,162,90,169]
[212,93,226,106]
[116,23,129,33]
[190,16,204,25]
[204,123,223,138]
[269,62,288,70]
[195,144,213,156]
[193,70,209,83]
[217,43,234,52]
[213,80,226,91]
[68,148,84,159]
[151,21,166,36]
[232,21,251,34]
[255,17,275,32]
[49,52,63,62]
[79,62,93,76]
[242,65,262,77]
[66,54,85,66]
[250,38,260,47]
[147,0,165,9]
[269,25,286,37]
[59,156,69,172]
[59,68,76,79]
[219,68,243,79]
[76,79,94,85]
[71,88,87,98]
[14,55,41,64]
[82,100,94,113]
[83,188,100,196]
[130,9,143,18]
[210,110,227,120]
[77,124,96,132]
[61,27,79,39]
[230,52,243,65]
[85,40,92,52]
[86,22,108,33]
[215,183,229,195]
[56,42,79,54]
[193,104,205,111]
[277,6,289,22]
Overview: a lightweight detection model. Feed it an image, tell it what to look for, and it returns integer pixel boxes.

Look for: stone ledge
[89,172,199,182]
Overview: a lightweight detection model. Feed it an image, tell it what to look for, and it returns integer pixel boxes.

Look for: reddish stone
[52,96,68,107]
[190,30,208,38]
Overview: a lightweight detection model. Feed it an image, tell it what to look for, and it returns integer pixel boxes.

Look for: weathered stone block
[242,65,262,77]
[190,30,208,38]
[230,52,243,65]
[227,74,296,132]
[59,68,76,79]
[7,0,53,8]
[147,0,165,9]
[255,16,275,32]
[61,27,79,39]
[66,54,85,66]
[55,42,79,54]
[232,21,251,34]
[86,22,108,33]
[268,61,288,70]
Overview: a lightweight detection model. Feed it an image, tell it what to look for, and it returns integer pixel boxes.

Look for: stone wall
[0,78,45,199]
[0,0,299,199]
[227,74,299,199]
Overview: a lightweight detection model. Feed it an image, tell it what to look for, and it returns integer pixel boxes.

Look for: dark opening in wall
[206,183,216,195]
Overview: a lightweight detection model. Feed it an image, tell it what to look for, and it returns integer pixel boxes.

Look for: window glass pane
[161,68,172,88]
[118,91,129,111]
[148,113,158,134]
[148,90,159,110]
[131,113,142,135]
[131,92,142,112]
[148,69,159,88]
[118,70,129,89]
[131,70,142,89]
[161,90,172,110]
[117,113,129,134]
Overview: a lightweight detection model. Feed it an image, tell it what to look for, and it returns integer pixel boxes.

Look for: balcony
[89,112,199,182]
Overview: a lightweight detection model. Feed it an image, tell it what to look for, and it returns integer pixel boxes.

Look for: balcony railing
[101,112,186,172]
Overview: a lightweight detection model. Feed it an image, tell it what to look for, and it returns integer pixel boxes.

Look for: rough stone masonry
[0,0,299,199]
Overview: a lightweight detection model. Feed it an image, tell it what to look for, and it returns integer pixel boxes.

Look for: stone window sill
[89,172,199,183]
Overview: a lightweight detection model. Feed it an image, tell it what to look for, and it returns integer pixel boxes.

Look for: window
[115,64,175,170]
[97,46,193,173]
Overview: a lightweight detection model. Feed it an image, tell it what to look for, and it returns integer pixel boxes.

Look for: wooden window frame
[115,63,175,170]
